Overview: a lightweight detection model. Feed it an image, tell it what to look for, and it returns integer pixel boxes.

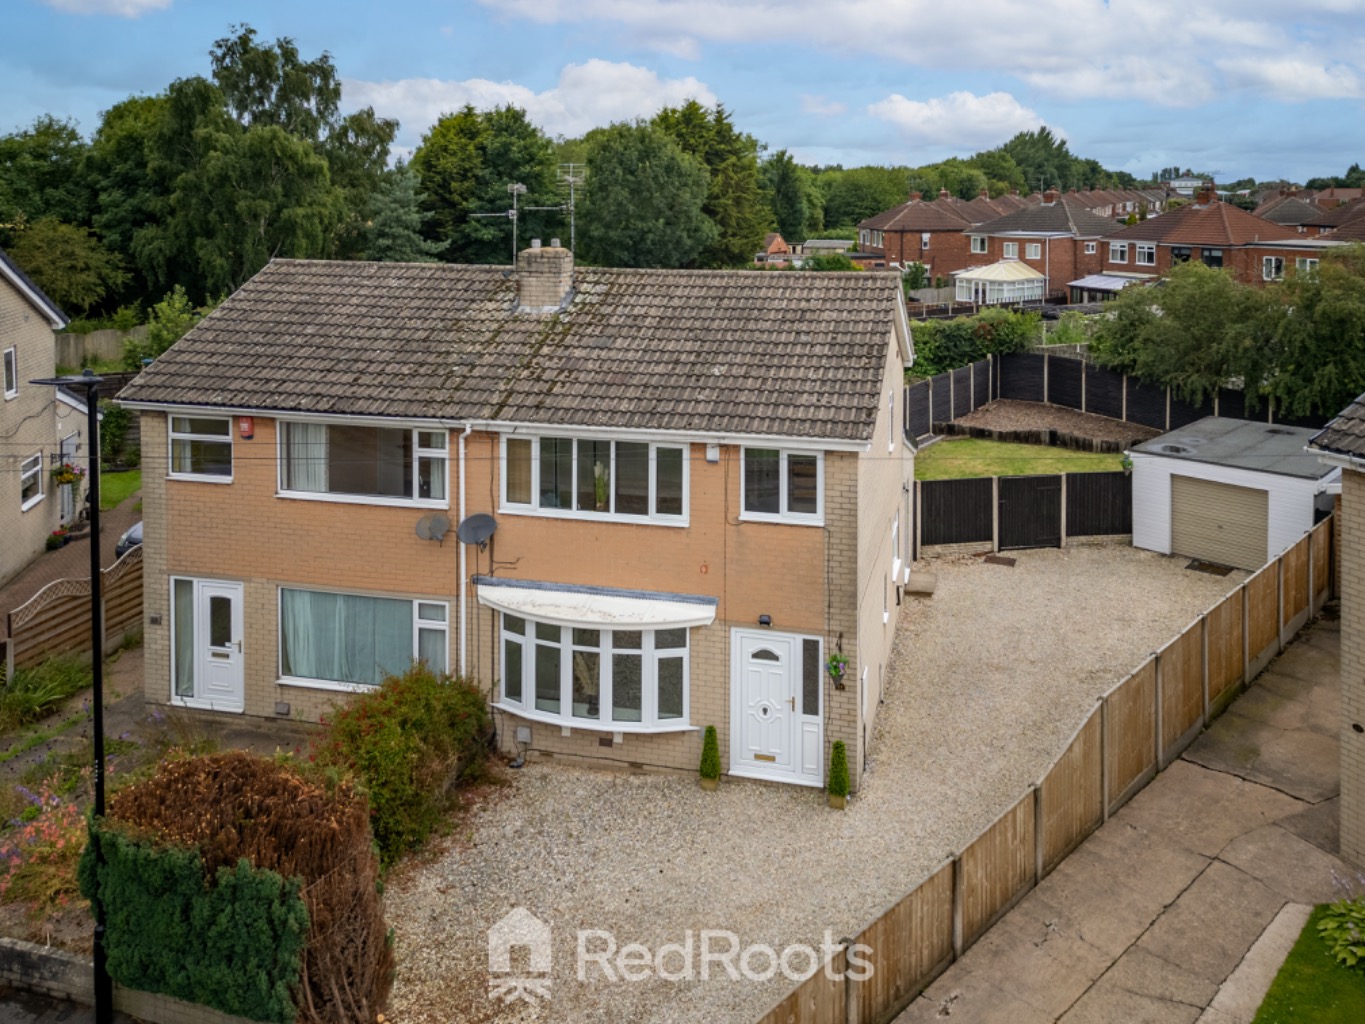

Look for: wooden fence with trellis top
[753,516,1332,1024]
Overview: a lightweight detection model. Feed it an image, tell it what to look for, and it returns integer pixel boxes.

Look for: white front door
[59,434,78,522]
[195,581,244,711]
[730,630,823,787]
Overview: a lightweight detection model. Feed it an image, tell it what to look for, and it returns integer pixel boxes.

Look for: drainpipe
[458,423,473,677]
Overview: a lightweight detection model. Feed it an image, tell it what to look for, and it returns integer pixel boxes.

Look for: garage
[1129,416,1338,571]
[1170,475,1268,570]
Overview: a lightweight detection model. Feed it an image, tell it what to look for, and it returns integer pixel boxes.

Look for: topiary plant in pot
[699,725,721,791]
[828,741,850,809]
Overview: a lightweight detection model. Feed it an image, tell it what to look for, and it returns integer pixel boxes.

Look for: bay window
[279,422,447,504]
[742,448,822,522]
[279,588,447,688]
[501,435,687,522]
[170,416,233,480]
[501,614,689,729]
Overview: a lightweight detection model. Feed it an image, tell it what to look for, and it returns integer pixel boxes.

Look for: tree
[0,116,93,243]
[653,101,770,267]
[9,218,128,313]
[764,150,810,242]
[122,285,215,369]
[411,105,558,264]
[819,167,908,228]
[578,122,716,268]
[365,164,442,262]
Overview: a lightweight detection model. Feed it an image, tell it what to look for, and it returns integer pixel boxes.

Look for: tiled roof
[1328,215,1365,242]
[1306,199,1365,229]
[1106,200,1298,246]
[1253,196,1319,225]
[0,246,68,327]
[118,259,906,442]
[859,197,973,232]
[973,195,1117,237]
[1310,392,1365,459]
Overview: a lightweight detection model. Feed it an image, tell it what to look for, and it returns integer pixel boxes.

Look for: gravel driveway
[385,546,1244,1024]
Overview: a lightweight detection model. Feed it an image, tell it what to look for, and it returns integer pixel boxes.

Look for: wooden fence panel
[754,947,847,1024]
[1247,566,1279,671]
[919,478,994,546]
[1160,626,1204,760]
[1282,536,1309,629]
[1065,472,1132,537]
[1206,590,1244,707]
[1106,659,1156,811]
[1312,519,1332,611]
[6,549,142,672]
[961,794,1035,947]
[1041,711,1103,874]
[852,862,955,1022]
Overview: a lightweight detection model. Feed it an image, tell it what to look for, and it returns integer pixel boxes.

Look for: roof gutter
[1310,447,1365,474]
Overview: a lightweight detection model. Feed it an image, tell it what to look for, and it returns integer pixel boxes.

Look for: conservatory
[954,260,1046,305]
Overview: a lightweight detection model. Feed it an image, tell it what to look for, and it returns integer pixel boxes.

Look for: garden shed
[1129,417,1338,570]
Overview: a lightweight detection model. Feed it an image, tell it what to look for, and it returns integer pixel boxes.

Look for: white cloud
[474,0,1365,107]
[344,60,716,142]
[42,0,170,15]
[868,91,1047,148]
[801,94,847,117]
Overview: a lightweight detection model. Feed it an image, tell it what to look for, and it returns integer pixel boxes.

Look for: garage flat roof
[1133,416,1334,480]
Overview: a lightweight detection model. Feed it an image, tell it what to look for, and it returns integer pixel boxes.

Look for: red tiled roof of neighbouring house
[1305,198,1365,229]
[1106,199,1299,246]
[858,196,973,232]
[1253,196,1320,226]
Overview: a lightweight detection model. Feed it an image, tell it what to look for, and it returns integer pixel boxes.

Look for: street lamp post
[31,370,112,1024]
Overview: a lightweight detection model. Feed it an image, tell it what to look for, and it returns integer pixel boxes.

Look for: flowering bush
[0,780,88,916]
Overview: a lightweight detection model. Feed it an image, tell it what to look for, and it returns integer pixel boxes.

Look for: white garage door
[1170,475,1269,571]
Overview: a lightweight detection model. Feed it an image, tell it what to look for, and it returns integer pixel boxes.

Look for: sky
[3,0,1364,182]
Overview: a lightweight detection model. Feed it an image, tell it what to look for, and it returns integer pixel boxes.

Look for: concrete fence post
[992,477,1001,554]
[928,378,935,429]
[1241,583,1251,688]
[1165,387,1172,431]
[950,371,955,421]
[1121,374,1128,422]
[1276,556,1285,654]
[1100,697,1110,822]
[1032,782,1044,883]
[1308,527,1316,614]
[952,854,964,959]
[1059,474,1068,549]
[1200,613,1210,726]
[969,361,975,414]
[915,480,923,562]
[1154,651,1165,769]
[1080,359,1087,414]
[1043,353,1050,405]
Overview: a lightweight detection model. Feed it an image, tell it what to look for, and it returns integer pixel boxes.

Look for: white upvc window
[1026,243,1041,259]
[1002,242,1018,258]
[970,235,987,254]
[1136,243,1156,266]
[1085,242,1097,254]
[278,587,448,690]
[740,447,823,524]
[20,453,43,510]
[1296,257,1319,274]
[499,613,689,731]
[1262,256,1285,281]
[501,434,688,524]
[1109,243,1128,263]
[3,347,17,399]
[278,421,447,507]
[169,415,233,482]
[860,229,869,246]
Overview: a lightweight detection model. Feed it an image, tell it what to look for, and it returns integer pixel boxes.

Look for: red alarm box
[238,416,254,440]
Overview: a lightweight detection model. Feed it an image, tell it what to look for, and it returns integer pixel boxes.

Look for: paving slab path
[896,613,1355,1024]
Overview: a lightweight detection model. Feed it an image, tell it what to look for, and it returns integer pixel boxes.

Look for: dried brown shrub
[107,751,393,1024]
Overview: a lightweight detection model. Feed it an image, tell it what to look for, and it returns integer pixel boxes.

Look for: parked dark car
[115,521,142,558]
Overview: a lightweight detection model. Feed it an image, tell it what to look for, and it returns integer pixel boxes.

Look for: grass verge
[99,468,141,511]
[915,438,1122,480]
[1253,905,1365,1023]
[0,656,90,733]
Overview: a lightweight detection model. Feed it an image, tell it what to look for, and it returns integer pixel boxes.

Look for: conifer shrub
[699,725,721,781]
[828,741,850,799]
[80,751,392,1024]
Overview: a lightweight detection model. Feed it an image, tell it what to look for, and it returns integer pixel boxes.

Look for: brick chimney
[909,190,922,202]
[938,188,951,200]
[1042,189,1059,205]
[516,239,573,313]
[1195,183,1218,206]
[979,188,990,199]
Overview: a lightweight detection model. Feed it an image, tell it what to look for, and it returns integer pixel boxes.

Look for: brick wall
[978,235,1102,293]
[0,282,62,587]
[1100,243,1323,287]
[875,229,975,280]
[1340,469,1365,868]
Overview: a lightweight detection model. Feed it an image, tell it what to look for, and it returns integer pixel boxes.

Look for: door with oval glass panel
[730,630,823,786]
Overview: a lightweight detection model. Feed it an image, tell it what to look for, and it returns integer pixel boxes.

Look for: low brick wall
[0,937,259,1024]
[932,421,1141,453]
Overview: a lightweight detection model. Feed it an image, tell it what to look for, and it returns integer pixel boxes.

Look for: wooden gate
[998,476,1061,550]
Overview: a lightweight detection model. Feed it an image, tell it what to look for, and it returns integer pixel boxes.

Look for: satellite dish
[456,513,498,549]
[415,513,452,543]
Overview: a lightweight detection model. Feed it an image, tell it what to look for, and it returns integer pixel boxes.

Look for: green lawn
[99,468,141,510]
[915,438,1123,480]
[1253,906,1365,1023]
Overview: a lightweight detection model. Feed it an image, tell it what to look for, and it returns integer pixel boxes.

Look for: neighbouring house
[1307,396,1365,869]
[0,248,74,588]
[801,238,855,255]
[1252,194,1321,232]
[960,189,1114,296]
[1311,200,1365,243]
[117,244,915,793]
[857,190,975,277]
[755,232,792,266]
[1065,273,1144,303]
[1101,187,1326,286]
[1312,187,1364,210]
[1129,417,1337,571]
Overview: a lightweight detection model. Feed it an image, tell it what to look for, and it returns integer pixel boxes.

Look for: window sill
[498,505,688,527]
[737,512,824,528]
[494,702,696,735]
[278,490,449,509]
[893,557,903,581]
[169,473,234,484]
[171,697,244,714]
[20,494,45,512]
[278,676,378,694]
[883,611,891,625]
[3,392,17,402]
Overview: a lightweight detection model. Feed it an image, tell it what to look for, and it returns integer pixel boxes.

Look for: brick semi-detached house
[117,245,915,793]
[1101,189,1342,286]
[961,190,1116,297]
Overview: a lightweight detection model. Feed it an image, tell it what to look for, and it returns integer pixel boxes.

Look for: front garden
[1254,902,1365,1022]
